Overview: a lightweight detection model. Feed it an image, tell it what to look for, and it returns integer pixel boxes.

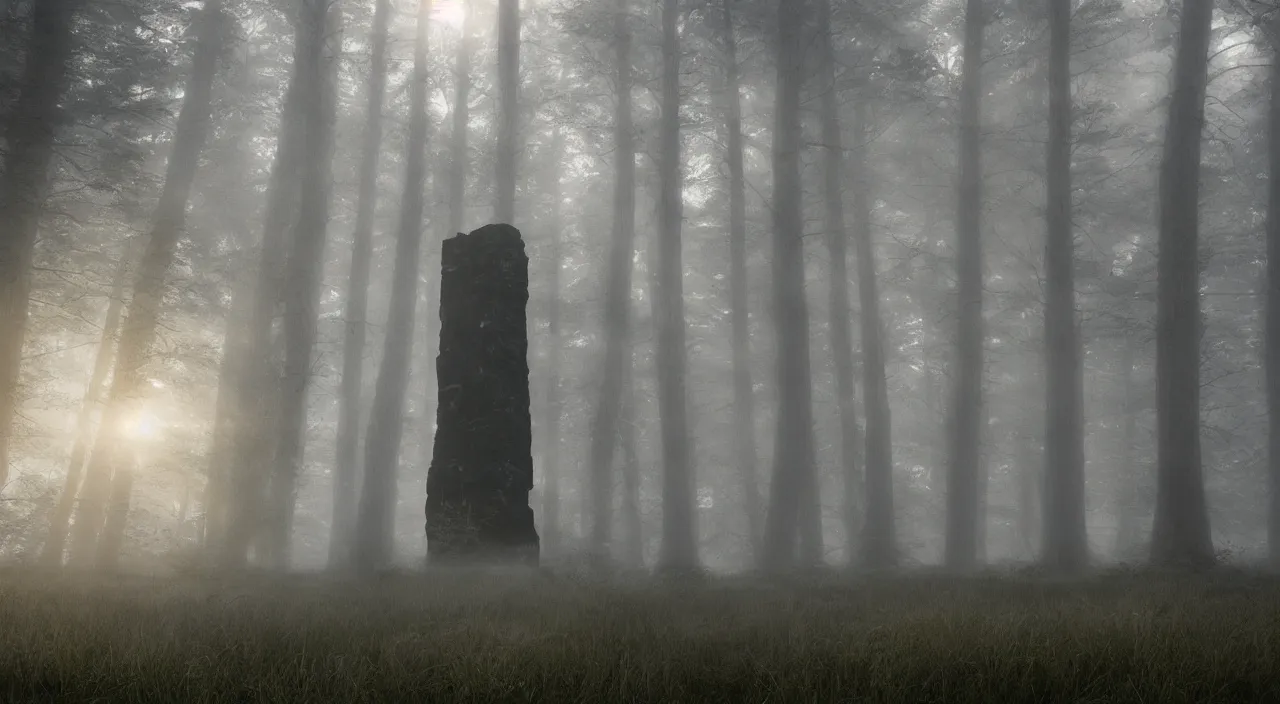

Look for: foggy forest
[2,0,1280,699]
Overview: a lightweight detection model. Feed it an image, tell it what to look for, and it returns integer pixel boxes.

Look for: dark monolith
[425,224,539,565]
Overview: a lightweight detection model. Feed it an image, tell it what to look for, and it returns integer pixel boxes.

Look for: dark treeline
[0,0,1275,574]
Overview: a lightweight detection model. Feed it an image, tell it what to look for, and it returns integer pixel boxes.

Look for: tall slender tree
[762,0,818,573]
[653,0,697,572]
[353,0,431,573]
[331,0,392,569]
[41,242,134,565]
[0,0,85,492]
[718,0,762,562]
[448,0,474,237]
[850,101,896,568]
[220,54,308,570]
[1268,15,1280,571]
[493,0,520,222]
[814,0,862,566]
[66,0,227,565]
[587,0,635,564]
[262,0,341,569]
[1041,0,1088,572]
[1152,0,1214,568]
[539,129,565,555]
[943,0,986,572]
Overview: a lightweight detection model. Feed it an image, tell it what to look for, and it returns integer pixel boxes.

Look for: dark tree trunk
[262,0,340,570]
[850,103,896,569]
[718,0,762,564]
[67,0,225,566]
[41,244,133,566]
[330,0,391,570]
[539,130,565,556]
[1041,0,1089,573]
[944,0,985,572]
[425,225,539,564]
[448,0,473,236]
[0,0,83,492]
[1152,0,1214,569]
[814,0,862,567]
[1262,18,1280,572]
[586,0,635,564]
[352,0,430,574]
[653,0,697,573]
[762,0,818,573]
[493,0,519,223]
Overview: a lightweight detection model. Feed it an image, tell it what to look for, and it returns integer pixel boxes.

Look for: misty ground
[0,567,1277,703]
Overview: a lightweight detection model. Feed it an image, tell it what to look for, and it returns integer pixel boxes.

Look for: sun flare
[120,409,161,441]
[433,0,467,31]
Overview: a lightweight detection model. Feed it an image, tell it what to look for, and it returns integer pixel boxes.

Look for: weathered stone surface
[425,224,539,564]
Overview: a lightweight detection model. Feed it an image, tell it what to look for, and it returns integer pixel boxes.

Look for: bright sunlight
[433,0,466,30]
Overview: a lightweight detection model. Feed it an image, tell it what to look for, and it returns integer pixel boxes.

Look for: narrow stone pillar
[425,224,539,564]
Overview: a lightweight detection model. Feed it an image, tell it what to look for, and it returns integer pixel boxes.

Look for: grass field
[0,566,1277,703]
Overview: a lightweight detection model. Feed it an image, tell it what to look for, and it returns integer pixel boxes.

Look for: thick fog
[0,0,1274,576]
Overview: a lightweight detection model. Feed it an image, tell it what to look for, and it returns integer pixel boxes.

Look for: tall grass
[0,568,1277,702]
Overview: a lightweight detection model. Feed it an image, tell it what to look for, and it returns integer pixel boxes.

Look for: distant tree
[1041,0,1088,572]
[716,0,762,563]
[0,0,85,494]
[587,0,636,565]
[494,0,520,222]
[814,0,863,566]
[652,0,697,573]
[353,0,431,574]
[763,0,820,572]
[944,0,986,572]
[66,0,228,567]
[330,0,392,570]
[262,0,342,570]
[1263,13,1280,571]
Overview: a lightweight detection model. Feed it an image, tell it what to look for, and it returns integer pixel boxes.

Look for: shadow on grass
[0,567,1277,702]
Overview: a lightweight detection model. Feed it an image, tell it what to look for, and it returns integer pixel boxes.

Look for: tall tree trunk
[219,77,305,568]
[330,0,391,570]
[586,0,635,564]
[353,0,430,574]
[493,0,519,223]
[263,0,341,570]
[619,354,644,568]
[718,0,762,564]
[448,0,473,236]
[850,102,896,568]
[96,460,135,571]
[1268,22,1280,572]
[814,0,861,567]
[540,130,565,556]
[1152,0,1214,568]
[41,244,133,565]
[67,0,225,566]
[0,0,83,492]
[943,0,985,572]
[1041,0,1089,572]
[762,0,818,573]
[203,250,255,553]
[1113,321,1140,557]
[653,0,697,572]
